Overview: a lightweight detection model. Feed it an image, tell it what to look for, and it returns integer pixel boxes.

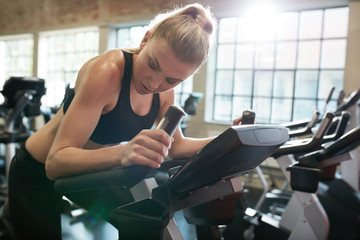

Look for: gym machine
[242,112,336,240]
[180,92,203,136]
[0,76,46,181]
[55,107,289,239]
[287,125,360,240]
[240,95,359,240]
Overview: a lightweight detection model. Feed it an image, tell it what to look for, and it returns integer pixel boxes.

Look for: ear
[140,31,151,49]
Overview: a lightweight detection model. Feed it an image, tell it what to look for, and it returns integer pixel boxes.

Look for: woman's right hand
[119,129,172,168]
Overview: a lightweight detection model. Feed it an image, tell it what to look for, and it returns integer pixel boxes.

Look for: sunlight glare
[242,2,279,41]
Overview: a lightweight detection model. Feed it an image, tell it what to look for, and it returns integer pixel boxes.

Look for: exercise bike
[0,76,46,189]
[54,107,289,239]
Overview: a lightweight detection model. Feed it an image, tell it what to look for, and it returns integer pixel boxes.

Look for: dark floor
[61,209,196,240]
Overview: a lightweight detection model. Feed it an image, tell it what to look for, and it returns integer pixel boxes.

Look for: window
[116,25,194,108]
[117,25,147,48]
[38,28,99,107]
[0,35,34,88]
[210,7,349,124]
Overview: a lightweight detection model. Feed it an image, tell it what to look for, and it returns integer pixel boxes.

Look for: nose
[149,77,162,91]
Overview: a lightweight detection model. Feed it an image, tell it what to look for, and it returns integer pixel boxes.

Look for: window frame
[37,27,99,107]
[0,33,34,88]
[206,6,349,124]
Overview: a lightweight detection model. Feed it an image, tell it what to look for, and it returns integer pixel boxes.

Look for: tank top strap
[121,50,133,93]
[116,51,133,108]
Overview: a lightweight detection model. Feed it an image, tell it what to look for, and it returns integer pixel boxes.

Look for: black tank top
[62,51,160,144]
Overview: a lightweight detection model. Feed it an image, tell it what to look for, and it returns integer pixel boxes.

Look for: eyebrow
[152,55,183,82]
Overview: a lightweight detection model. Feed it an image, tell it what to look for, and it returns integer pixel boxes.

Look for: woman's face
[132,35,198,95]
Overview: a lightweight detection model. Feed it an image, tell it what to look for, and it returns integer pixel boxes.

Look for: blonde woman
[5,3,219,239]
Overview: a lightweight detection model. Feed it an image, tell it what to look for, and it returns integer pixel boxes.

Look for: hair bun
[204,23,213,34]
[184,6,199,19]
[183,6,213,34]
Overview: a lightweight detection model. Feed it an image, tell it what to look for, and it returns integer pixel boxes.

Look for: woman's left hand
[232,116,242,126]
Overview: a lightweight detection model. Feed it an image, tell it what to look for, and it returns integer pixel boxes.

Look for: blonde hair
[149,3,217,67]
[128,3,217,68]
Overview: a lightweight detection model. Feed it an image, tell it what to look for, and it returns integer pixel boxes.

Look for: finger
[140,129,172,148]
[232,116,242,126]
[128,153,163,168]
[121,141,164,168]
[137,143,167,163]
[133,134,169,158]
[152,129,173,147]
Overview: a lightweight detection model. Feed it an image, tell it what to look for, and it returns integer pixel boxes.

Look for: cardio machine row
[232,88,360,240]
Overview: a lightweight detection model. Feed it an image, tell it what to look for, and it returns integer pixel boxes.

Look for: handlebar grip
[325,86,335,104]
[157,105,185,137]
[241,109,256,125]
[337,90,345,106]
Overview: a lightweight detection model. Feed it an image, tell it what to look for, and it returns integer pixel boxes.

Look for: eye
[166,78,179,85]
[148,58,158,71]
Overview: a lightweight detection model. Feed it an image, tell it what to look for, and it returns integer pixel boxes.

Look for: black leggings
[8,144,62,240]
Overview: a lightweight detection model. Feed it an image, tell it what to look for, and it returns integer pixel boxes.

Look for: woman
[5,3,218,239]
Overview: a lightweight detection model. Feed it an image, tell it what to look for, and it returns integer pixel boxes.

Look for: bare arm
[169,130,215,159]
[45,52,171,180]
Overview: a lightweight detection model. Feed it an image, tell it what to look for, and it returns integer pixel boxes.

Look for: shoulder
[77,50,124,88]
[89,49,125,77]
[159,89,175,107]
[74,49,126,111]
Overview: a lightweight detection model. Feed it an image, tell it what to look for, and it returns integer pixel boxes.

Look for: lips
[141,83,153,94]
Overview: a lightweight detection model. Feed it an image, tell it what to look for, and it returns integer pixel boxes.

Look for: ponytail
[148,3,217,67]
[181,5,214,34]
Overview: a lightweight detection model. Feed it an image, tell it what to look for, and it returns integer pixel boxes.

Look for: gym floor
[61,210,196,240]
